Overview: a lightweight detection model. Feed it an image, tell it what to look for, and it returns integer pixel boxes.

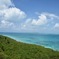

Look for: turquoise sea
[0,32,59,51]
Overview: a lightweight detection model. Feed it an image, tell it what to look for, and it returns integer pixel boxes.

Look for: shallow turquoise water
[0,33,59,51]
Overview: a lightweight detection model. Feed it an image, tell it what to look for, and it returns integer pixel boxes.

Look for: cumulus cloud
[30,12,59,26]
[31,14,47,25]
[0,0,26,29]
[0,0,14,9]
[0,8,26,21]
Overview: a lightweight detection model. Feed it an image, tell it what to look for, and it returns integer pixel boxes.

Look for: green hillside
[0,35,59,59]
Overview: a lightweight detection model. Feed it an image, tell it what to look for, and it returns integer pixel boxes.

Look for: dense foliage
[0,35,59,59]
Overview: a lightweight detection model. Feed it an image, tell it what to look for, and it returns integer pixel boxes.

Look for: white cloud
[31,12,59,26]
[0,0,14,10]
[0,7,26,21]
[31,13,47,25]
[42,12,59,19]
[0,0,26,29]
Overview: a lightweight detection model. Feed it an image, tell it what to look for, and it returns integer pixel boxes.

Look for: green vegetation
[0,35,59,59]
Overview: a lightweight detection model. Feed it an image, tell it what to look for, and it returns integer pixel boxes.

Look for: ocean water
[0,32,59,51]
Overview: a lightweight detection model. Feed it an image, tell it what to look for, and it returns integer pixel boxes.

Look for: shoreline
[1,34,59,51]
[0,35,59,59]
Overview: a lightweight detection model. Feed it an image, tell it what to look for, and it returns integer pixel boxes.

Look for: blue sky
[0,0,59,34]
[13,0,59,19]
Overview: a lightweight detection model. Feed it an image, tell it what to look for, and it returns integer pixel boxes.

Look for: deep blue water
[0,32,59,51]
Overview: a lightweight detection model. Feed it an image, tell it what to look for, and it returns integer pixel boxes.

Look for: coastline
[1,34,59,51]
[0,35,59,59]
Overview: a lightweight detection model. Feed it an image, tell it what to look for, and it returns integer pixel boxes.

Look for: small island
[0,35,59,59]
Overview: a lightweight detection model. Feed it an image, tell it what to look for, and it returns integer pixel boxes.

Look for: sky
[0,0,59,34]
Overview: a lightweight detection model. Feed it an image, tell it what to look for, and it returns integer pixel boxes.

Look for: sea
[0,32,59,51]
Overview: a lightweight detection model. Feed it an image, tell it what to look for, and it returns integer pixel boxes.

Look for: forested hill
[0,35,59,59]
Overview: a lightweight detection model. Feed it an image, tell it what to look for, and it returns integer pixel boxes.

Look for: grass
[0,35,59,59]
